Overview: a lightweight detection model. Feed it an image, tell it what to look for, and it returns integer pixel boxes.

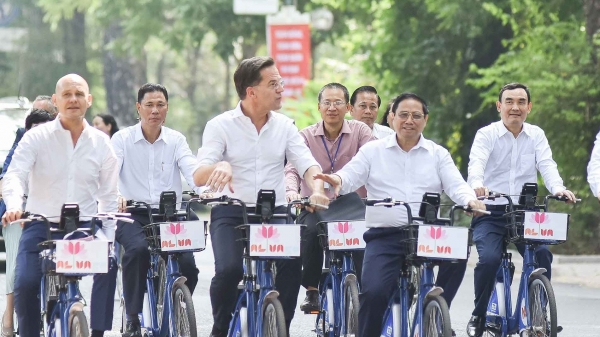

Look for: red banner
[267,24,311,98]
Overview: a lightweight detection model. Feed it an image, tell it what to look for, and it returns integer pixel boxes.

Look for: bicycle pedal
[237,284,244,290]
[557,326,563,333]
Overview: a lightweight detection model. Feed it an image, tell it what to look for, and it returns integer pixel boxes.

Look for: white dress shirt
[337,134,476,227]
[372,123,395,139]
[197,102,320,206]
[1,117,119,240]
[112,123,202,205]
[587,131,600,197]
[468,121,566,204]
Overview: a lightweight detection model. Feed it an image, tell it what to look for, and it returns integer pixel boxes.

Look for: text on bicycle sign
[417,226,469,259]
[56,240,109,273]
[249,225,300,257]
[327,221,367,249]
[523,212,568,241]
[159,221,206,251]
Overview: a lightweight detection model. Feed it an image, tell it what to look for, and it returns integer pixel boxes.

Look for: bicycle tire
[422,295,452,337]
[343,276,359,337]
[155,256,167,325]
[69,311,90,337]
[116,244,125,300]
[525,274,557,337]
[261,296,287,337]
[172,282,198,337]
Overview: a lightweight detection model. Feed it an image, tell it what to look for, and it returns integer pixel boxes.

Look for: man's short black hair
[350,86,381,107]
[95,114,120,137]
[318,83,349,103]
[391,93,429,116]
[498,83,531,103]
[25,109,54,130]
[137,83,169,103]
[234,56,276,100]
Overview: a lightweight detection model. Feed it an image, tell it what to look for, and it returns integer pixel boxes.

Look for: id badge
[324,182,331,190]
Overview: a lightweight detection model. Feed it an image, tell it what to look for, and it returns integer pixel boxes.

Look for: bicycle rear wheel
[261,296,287,337]
[69,311,90,337]
[343,277,359,337]
[422,295,452,337]
[155,256,167,325]
[525,274,557,337]
[172,282,197,337]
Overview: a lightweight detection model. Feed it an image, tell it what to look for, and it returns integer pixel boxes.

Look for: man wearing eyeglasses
[194,56,330,337]
[350,86,395,139]
[315,92,486,337]
[285,82,375,313]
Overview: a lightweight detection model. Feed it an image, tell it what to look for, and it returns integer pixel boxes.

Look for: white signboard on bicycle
[249,224,301,257]
[159,221,206,251]
[523,212,568,241]
[55,240,109,274]
[416,225,469,260]
[327,221,367,250]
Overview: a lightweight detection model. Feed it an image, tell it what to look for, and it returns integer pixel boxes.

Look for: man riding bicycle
[316,92,486,337]
[466,82,576,337]
[1,74,119,337]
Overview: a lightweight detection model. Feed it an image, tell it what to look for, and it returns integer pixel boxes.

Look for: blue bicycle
[480,184,577,337]
[13,204,130,337]
[201,190,316,337]
[309,219,367,337]
[123,191,206,337]
[365,195,481,337]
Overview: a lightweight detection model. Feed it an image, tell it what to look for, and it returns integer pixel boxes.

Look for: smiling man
[466,82,576,337]
[350,86,394,139]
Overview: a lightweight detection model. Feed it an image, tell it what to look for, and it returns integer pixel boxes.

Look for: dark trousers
[471,211,553,317]
[209,205,301,332]
[14,220,116,337]
[114,209,200,316]
[358,227,467,337]
[299,209,364,289]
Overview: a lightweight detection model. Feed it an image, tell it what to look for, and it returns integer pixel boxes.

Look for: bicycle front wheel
[526,274,557,337]
[422,295,452,337]
[155,256,167,325]
[343,277,359,337]
[261,296,287,337]
[172,282,198,337]
[69,311,90,337]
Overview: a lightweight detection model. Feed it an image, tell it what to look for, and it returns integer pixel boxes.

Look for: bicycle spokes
[529,283,551,337]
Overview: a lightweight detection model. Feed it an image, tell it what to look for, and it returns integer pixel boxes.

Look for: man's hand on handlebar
[554,189,577,203]
[286,191,302,204]
[307,191,330,213]
[2,209,23,227]
[473,186,489,198]
[118,195,128,213]
[467,199,488,216]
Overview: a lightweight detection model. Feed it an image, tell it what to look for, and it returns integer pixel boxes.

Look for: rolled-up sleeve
[97,143,119,241]
[588,131,600,197]
[439,150,476,206]
[2,132,37,212]
[176,135,203,194]
[285,121,320,176]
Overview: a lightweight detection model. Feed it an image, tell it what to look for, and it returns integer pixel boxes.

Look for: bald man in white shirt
[2,74,119,337]
[466,83,576,337]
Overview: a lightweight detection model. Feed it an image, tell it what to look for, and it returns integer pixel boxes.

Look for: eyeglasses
[396,112,425,120]
[260,80,285,90]
[320,101,347,108]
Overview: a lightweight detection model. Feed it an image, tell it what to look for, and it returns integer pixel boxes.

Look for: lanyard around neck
[320,134,344,174]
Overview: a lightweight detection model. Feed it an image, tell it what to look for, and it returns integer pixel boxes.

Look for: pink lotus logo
[334,222,355,234]
[427,226,447,240]
[530,212,549,224]
[417,226,452,255]
[63,241,86,255]
[166,223,187,235]
[256,226,280,240]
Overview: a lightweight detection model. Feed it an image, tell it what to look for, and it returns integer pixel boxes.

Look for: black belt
[486,204,509,212]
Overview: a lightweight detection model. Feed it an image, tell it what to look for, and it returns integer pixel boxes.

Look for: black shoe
[451,329,456,337]
[122,320,141,337]
[557,325,563,333]
[466,316,485,337]
[209,326,227,337]
[299,290,320,312]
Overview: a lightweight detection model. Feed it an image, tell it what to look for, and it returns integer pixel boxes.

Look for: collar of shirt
[372,123,395,139]
[133,122,168,144]
[384,133,433,154]
[494,120,533,139]
[232,101,275,122]
[314,120,352,138]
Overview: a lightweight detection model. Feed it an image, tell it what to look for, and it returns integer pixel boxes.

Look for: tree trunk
[62,11,88,80]
[102,22,147,127]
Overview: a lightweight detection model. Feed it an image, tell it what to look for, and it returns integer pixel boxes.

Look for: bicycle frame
[317,247,359,336]
[41,274,86,337]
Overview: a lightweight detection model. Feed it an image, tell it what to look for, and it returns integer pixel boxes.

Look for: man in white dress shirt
[111,83,202,337]
[316,92,486,337]
[466,83,576,337]
[194,56,330,337]
[1,74,119,337]
[349,85,395,139]
[587,131,600,201]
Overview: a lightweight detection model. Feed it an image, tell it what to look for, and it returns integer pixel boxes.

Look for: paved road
[1,238,599,337]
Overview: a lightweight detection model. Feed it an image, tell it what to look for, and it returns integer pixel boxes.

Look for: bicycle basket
[317,220,368,251]
[38,240,109,276]
[505,211,569,245]
[144,220,207,253]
